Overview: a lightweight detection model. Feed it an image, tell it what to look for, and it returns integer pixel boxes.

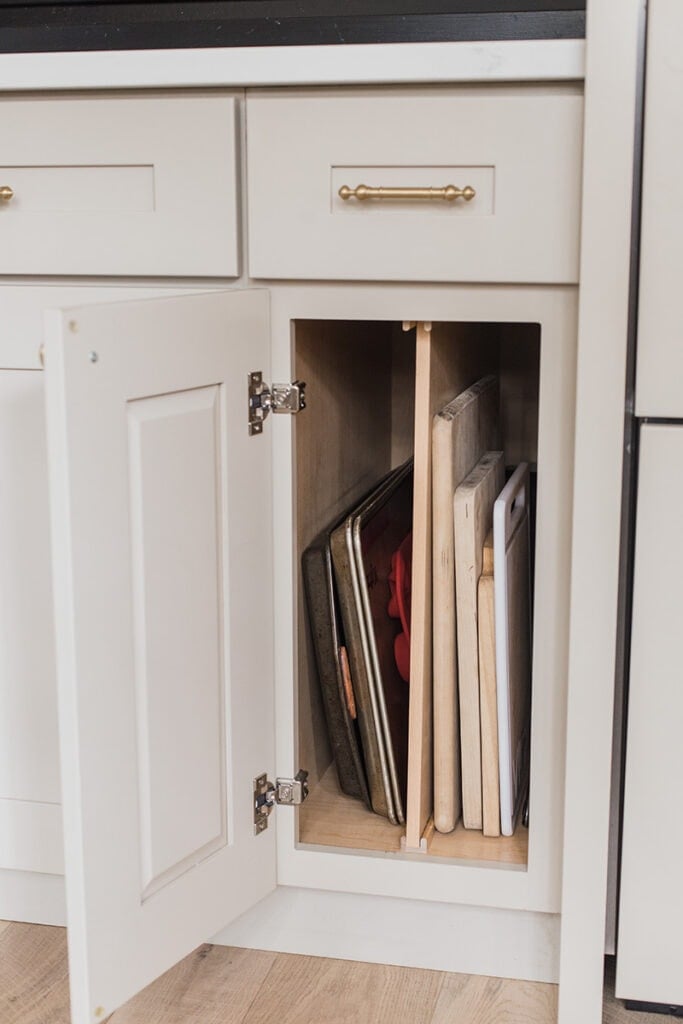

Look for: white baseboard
[212,885,560,984]
[0,869,66,926]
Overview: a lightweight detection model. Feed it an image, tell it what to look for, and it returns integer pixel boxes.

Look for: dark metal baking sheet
[302,525,372,810]
[330,467,409,824]
[352,462,413,824]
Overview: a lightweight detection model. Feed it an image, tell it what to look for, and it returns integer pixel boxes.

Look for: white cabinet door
[616,424,683,1005]
[43,290,276,1024]
[0,370,62,877]
[635,0,683,416]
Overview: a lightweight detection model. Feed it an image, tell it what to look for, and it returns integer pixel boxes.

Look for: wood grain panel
[299,766,527,865]
[497,325,541,466]
[432,374,499,835]
[111,945,277,1024]
[295,320,396,787]
[0,922,656,1024]
[0,922,69,1024]
[431,971,557,1024]
[454,451,505,831]
[405,322,496,850]
[241,953,443,1024]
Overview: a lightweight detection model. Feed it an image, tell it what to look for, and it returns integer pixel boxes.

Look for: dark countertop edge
[0,10,586,54]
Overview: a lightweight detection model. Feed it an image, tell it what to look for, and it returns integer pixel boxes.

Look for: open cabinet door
[43,290,276,1024]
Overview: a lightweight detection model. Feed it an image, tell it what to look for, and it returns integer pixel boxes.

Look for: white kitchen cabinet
[634,0,683,417]
[0,369,61,881]
[3,278,577,1024]
[0,281,217,927]
[0,17,640,1023]
[615,2,683,1009]
[616,424,683,1007]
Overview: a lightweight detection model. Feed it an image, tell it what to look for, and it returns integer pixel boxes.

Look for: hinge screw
[89,351,99,364]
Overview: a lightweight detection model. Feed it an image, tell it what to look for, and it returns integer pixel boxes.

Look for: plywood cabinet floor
[0,922,662,1024]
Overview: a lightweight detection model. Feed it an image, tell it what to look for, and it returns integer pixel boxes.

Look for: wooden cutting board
[431,376,499,834]
[478,530,500,837]
[454,451,505,830]
[494,463,532,838]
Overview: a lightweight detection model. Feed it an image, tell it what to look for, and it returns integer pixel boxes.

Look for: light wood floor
[0,921,666,1024]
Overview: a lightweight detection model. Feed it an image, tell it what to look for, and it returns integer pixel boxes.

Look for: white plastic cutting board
[493,463,531,838]
[44,290,276,1024]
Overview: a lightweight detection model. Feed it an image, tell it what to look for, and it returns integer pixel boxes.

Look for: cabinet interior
[293,318,540,868]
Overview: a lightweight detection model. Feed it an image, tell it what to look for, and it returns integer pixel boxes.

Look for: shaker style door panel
[0,370,62,878]
[44,290,275,1024]
[617,424,683,1005]
[0,94,239,277]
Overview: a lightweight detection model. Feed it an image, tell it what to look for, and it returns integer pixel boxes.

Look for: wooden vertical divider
[404,322,496,850]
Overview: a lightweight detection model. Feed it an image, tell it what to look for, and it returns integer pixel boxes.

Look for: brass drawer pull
[0,186,14,202]
[338,184,476,203]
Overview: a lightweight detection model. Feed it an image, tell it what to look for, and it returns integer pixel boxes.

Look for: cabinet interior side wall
[498,324,541,467]
[294,320,411,786]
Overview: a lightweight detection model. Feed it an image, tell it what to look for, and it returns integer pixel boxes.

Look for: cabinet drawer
[0,94,239,277]
[247,87,583,284]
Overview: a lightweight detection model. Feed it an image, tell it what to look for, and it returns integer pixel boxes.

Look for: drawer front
[0,94,239,277]
[247,87,583,284]
[635,0,683,416]
[616,424,683,1005]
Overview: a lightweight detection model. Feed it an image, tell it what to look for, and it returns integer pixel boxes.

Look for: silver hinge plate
[248,371,306,436]
[253,769,309,835]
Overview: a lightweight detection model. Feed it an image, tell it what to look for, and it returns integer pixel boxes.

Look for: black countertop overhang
[0,1,585,54]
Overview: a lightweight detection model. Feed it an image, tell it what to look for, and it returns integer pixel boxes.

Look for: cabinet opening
[294,319,540,869]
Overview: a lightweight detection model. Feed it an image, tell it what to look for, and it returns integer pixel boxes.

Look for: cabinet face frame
[558,2,645,1023]
[267,280,578,915]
